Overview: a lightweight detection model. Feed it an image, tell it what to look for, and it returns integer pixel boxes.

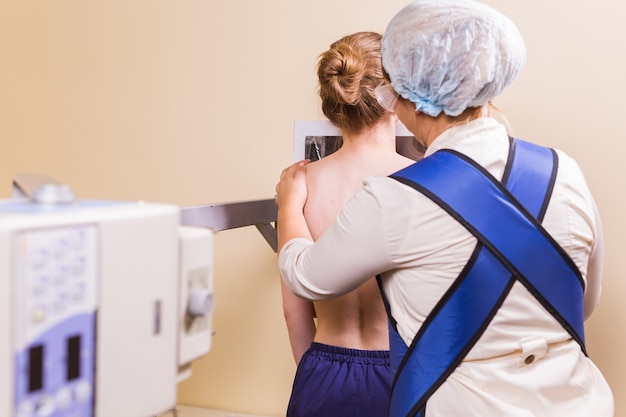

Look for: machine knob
[188,288,214,317]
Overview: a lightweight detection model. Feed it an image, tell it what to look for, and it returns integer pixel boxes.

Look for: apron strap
[382,139,585,417]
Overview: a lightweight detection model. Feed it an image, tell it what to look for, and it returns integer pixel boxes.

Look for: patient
[280,31,416,417]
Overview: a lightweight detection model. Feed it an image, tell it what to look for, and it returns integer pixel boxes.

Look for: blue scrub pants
[287,342,392,417]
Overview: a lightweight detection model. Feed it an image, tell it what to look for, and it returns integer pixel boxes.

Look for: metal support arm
[180,199,278,252]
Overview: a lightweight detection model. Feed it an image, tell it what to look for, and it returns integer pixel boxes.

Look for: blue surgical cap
[382,0,526,117]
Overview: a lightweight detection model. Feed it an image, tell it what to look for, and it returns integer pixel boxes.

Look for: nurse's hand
[276,160,310,211]
[276,160,312,252]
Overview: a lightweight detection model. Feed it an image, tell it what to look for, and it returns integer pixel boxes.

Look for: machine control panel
[13,225,98,417]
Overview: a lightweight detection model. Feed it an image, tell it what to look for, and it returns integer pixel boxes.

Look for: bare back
[303,127,414,350]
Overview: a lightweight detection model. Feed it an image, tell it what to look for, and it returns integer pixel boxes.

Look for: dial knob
[188,289,213,316]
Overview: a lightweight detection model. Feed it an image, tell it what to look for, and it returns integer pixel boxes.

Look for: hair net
[381,0,526,117]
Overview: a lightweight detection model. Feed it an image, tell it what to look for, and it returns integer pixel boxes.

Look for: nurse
[276,0,614,416]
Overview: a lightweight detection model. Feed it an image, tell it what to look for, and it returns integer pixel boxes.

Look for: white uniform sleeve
[279,179,396,300]
[583,198,604,319]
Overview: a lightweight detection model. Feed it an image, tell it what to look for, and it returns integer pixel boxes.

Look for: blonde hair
[317,32,386,134]
[487,102,514,135]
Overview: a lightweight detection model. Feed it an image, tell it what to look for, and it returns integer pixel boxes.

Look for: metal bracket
[180,199,278,252]
[13,174,76,204]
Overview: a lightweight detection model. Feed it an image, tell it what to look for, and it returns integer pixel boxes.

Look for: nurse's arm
[279,181,394,300]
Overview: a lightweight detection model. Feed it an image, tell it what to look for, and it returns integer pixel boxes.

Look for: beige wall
[1,1,624,416]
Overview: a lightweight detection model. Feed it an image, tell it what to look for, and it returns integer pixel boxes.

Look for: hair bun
[320,43,365,106]
[317,32,386,133]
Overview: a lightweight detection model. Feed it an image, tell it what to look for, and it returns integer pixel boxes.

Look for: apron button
[524,354,535,365]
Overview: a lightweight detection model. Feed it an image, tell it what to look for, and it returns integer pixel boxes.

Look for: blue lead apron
[377,138,586,417]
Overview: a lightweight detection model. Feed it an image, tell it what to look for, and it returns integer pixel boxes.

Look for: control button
[74,381,92,403]
[71,258,86,277]
[32,283,46,297]
[53,241,68,259]
[56,387,72,409]
[188,289,214,317]
[16,400,35,417]
[52,294,69,313]
[37,273,51,285]
[31,307,46,323]
[31,249,48,269]
[71,282,87,302]
[36,395,55,417]
[53,267,67,285]
[70,232,86,250]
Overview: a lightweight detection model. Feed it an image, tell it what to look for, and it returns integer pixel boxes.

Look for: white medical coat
[279,117,613,416]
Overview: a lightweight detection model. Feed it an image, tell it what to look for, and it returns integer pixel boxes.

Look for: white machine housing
[0,197,214,417]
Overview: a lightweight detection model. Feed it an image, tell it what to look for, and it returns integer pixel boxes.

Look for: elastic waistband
[307,342,390,365]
